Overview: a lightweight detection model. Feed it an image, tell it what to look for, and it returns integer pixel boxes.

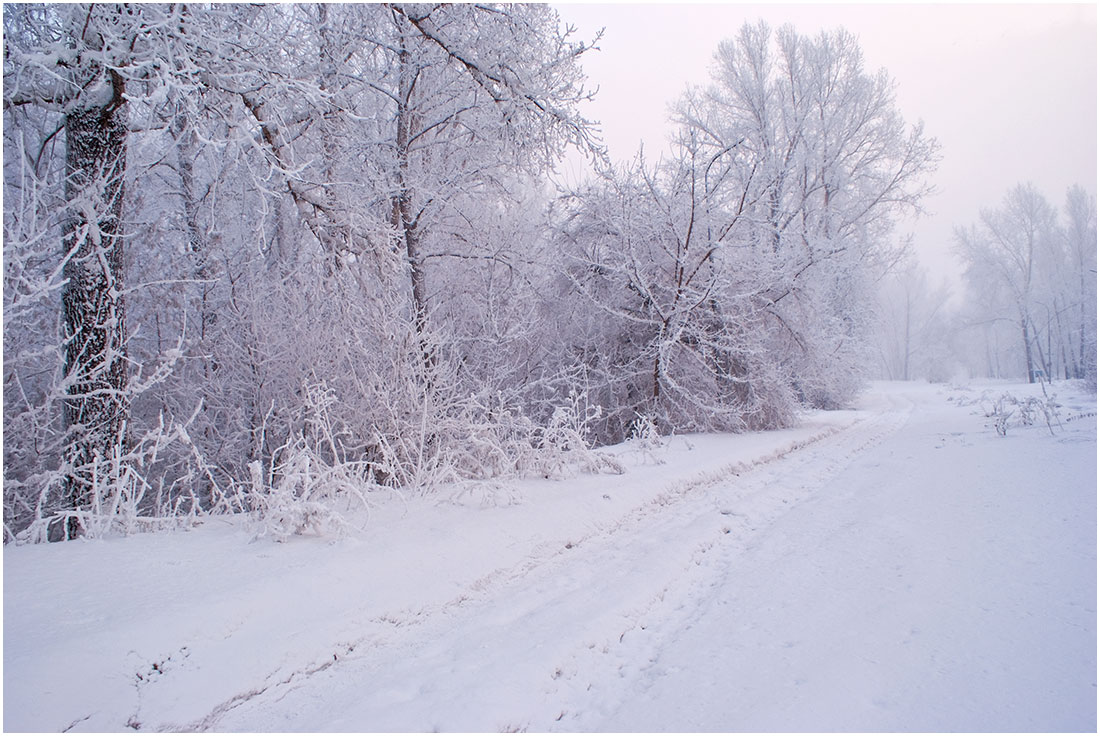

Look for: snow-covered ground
[4,380,1096,732]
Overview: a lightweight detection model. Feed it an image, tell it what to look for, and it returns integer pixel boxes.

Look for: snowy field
[4,380,1096,732]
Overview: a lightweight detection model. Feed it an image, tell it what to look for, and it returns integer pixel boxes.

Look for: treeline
[875,184,1097,385]
[3,5,936,541]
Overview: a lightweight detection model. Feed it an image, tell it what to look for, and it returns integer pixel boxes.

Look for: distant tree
[955,183,1061,383]
[874,256,956,381]
[1061,186,1098,385]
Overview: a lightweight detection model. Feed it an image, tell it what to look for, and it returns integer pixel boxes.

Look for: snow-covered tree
[1057,186,1097,385]
[685,23,938,407]
[555,22,937,438]
[4,3,603,540]
[955,183,1065,384]
[4,4,176,538]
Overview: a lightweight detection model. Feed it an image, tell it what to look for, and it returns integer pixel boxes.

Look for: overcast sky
[551,2,1098,287]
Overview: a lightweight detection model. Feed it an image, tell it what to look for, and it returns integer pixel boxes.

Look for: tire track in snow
[544,390,916,729]
[583,386,1095,732]
[201,393,914,732]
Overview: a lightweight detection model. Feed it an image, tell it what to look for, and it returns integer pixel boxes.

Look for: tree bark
[59,71,129,539]
[391,25,432,373]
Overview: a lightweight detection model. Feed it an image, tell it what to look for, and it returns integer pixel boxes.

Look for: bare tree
[955,183,1060,383]
[874,256,956,381]
[556,21,937,440]
[1062,186,1098,384]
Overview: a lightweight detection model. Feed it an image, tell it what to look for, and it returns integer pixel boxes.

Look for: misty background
[554,2,1097,289]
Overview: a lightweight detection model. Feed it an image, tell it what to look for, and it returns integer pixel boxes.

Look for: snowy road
[213,384,1096,732]
[593,387,1097,732]
[212,394,916,732]
[4,382,1096,732]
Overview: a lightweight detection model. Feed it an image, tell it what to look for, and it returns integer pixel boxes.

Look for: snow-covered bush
[625,412,667,466]
[982,390,1062,437]
[246,442,376,543]
[246,382,381,541]
[384,389,623,492]
[528,397,624,479]
[6,408,224,544]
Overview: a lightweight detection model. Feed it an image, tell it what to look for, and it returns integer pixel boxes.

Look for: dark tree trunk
[58,76,129,540]
[392,27,433,374]
[1021,315,1035,384]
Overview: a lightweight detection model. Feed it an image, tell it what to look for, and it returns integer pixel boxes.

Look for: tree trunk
[392,27,432,373]
[902,289,912,381]
[1021,315,1035,383]
[59,75,129,539]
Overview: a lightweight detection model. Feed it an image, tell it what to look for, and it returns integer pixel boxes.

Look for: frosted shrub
[247,383,378,541]
[402,390,624,507]
[625,412,666,465]
[982,390,1062,437]
[453,406,541,481]
[247,441,375,542]
[8,412,216,544]
[525,396,623,480]
[628,412,661,444]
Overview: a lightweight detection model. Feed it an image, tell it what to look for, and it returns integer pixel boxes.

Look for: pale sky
[552,2,1098,288]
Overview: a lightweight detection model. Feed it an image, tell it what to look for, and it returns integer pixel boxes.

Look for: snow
[4,381,1096,732]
